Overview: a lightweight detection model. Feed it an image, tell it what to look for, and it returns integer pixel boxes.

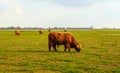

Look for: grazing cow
[15,30,20,35]
[64,29,67,32]
[39,30,43,34]
[48,31,82,52]
[48,29,51,32]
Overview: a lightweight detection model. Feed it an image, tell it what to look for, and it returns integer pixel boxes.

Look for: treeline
[0,26,44,30]
[0,26,93,30]
[0,26,119,30]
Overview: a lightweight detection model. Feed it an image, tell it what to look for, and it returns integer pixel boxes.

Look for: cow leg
[48,43,52,51]
[66,44,71,52]
[53,44,57,51]
[64,45,66,51]
[68,48,70,52]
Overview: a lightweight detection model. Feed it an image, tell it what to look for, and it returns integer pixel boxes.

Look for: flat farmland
[0,30,120,73]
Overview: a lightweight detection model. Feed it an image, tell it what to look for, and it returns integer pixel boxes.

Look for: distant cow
[48,29,51,32]
[39,30,43,34]
[15,30,20,35]
[48,31,82,52]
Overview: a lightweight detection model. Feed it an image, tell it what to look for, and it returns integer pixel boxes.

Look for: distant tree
[54,27,58,29]
[16,26,21,29]
[10,26,15,29]
[64,27,67,32]
[90,26,93,29]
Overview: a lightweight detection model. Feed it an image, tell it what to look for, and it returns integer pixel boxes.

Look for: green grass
[0,30,120,73]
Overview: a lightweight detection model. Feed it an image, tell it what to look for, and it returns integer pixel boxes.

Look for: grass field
[0,30,120,73]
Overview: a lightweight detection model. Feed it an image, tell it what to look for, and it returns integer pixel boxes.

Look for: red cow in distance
[39,30,43,34]
[15,30,20,35]
[48,31,82,52]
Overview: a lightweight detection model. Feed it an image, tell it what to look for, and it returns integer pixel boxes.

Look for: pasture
[0,30,120,73]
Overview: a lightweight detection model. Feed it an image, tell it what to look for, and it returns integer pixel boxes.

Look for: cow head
[75,44,82,52]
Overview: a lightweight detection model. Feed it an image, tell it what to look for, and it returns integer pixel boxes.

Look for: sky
[0,0,120,28]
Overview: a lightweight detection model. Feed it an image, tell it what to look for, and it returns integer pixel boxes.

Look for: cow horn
[77,44,82,50]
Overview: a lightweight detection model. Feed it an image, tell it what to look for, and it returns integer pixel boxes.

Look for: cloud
[51,0,115,7]
[15,5,23,15]
[0,0,23,16]
[0,0,7,4]
[0,0,120,28]
[52,0,92,7]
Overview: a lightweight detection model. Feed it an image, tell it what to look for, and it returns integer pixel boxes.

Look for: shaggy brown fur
[39,30,43,34]
[48,31,82,52]
[15,30,20,35]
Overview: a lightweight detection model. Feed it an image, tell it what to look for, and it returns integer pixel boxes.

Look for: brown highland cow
[48,31,82,52]
[39,30,43,34]
[15,30,20,35]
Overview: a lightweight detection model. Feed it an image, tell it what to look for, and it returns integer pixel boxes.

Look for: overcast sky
[0,0,120,28]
